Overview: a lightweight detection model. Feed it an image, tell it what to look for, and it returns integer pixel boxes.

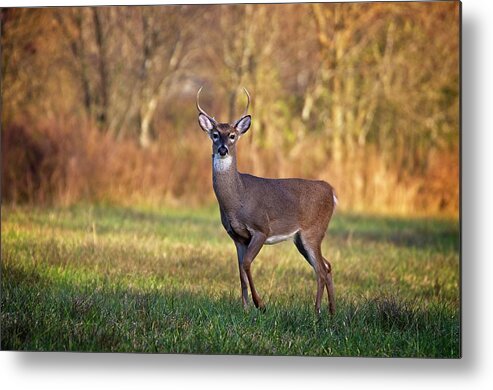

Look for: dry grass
[2,119,458,215]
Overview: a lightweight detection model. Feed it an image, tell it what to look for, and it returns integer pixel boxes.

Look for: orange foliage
[2,119,458,216]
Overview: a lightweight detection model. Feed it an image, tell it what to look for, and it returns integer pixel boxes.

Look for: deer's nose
[218,145,228,156]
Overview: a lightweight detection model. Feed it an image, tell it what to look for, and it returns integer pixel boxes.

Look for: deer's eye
[212,133,219,140]
[229,134,236,141]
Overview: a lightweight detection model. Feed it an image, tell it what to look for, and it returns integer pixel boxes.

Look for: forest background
[1,2,460,215]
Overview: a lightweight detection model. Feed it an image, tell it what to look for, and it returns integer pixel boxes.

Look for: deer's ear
[198,113,215,133]
[234,115,251,134]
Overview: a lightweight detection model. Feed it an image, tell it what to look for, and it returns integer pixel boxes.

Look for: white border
[2,1,493,390]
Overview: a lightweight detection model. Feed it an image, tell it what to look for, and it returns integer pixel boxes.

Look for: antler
[197,86,250,119]
[196,86,214,119]
[242,87,250,117]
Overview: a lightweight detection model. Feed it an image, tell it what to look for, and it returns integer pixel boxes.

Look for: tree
[135,6,189,147]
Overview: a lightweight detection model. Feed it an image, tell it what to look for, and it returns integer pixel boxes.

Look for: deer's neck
[212,154,243,212]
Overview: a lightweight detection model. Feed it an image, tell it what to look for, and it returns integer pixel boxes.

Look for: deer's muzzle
[218,145,228,157]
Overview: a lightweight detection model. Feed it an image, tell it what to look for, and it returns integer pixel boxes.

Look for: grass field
[1,204,460,357]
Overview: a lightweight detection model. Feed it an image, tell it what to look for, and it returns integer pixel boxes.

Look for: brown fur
[198,92,337,315]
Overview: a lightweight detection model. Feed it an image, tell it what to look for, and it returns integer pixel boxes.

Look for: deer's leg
[242,231,267,310]
[294,233,324,314]
[234,241,249,309]
[297,232,336,315]
[315,273,325,315]
[322,256,336,315]
[294,233,322,314]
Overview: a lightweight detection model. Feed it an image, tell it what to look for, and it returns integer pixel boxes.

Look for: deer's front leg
[242,231,267,310]
[234,241,249,309]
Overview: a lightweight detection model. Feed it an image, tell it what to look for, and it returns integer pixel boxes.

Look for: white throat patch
[213,155,233,172]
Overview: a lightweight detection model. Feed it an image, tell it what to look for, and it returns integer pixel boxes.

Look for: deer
[196,87,338,315]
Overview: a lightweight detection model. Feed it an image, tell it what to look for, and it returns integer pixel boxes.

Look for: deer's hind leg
[321,256,336,315]
[294,233,323,313]
[294,232,335,315]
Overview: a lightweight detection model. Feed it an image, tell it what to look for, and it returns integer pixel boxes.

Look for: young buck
[196,87,338,315]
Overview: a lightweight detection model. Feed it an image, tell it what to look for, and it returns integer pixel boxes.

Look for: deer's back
[238,173,336,234]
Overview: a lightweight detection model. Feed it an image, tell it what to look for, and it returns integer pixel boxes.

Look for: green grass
[1,204,460,357]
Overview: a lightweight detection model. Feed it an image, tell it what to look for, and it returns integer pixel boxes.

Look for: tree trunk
[92,8,109,130]
[75,10,93,120]
[139,96,157,148]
